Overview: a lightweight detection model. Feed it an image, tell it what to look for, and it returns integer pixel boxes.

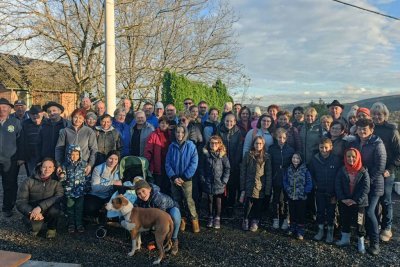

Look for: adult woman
[251,107,261,130]
[267,104,280,124]
[243,114,275,157]
[84,150,122,219]
[320,115,333,136]
[298,107,323,165]
[112,108,131,157]
[55,108,98,175]
[370,102,400,243]
[276,110,301,152]
[237,106,252,138]
[203,108,220,144]
[16,158,64,238]
[85,112,98,130]
[292,106,305,129]
[165,124,199,233]
[144,116,171,195]
[95,114,123,166]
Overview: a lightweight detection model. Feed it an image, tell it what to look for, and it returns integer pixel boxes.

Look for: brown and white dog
[106,195,173,265]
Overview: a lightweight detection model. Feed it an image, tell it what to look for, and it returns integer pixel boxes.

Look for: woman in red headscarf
[335,148,370,253]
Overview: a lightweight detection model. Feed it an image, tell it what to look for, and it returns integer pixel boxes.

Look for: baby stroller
[95,156,153,238]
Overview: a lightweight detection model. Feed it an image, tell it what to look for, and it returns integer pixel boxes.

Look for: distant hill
[344,95,400,112]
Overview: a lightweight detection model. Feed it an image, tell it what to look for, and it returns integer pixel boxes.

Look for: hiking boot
[46,229,57,239]
[213,217,221,229]
[281,219,289,230]
[314,224,324,241]
[206,217,213,228]
[192,219,200,233]
[180,218,186,232]
[68,225,75,234]
[171,239,179,255]
[249,220,259,232]
[368,243,380,256]
[77,225,85,233]
[272,218,279,229]
[242,219,249,231]
[380,229,392,242]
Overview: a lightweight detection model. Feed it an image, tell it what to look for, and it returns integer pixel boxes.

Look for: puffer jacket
[16,174,64,215]
[217,124,243,171]
[165,126,198,181]
[187,120,203,150]
[299,121,323,165]
[60,145,89,198]
[240,151,272,198]
[38,118,70,160]
[20,119,43,161]
[268,142,295,188]
[203,120,219,144]
[348,135,386,196]
[95,126,123,158]
[280,124,302,152]
[130,121,155,157]
[144,128,171,175]
[309,153,342,196]
[335,166,370,207]
[135,184,178,211]
[112,119,131,157]
[373,121,400,173]
[283,163,313,201]
[199,148,231,195]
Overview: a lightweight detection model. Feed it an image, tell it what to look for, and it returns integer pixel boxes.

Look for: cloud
[230,0,400,103]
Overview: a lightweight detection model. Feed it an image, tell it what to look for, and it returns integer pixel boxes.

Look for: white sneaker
[380,229,392,242]
[272,218,279,229]
[281,219,289,230]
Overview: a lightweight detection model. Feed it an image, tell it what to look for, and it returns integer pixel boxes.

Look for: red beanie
[356,107,370,117]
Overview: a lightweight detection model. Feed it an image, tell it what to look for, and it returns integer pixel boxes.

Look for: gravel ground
[1,174,399,267]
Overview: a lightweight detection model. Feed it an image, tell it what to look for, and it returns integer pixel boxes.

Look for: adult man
[142,102,158,128]
[38,101,70,160]
[155,101,164,119]
[95,100,106,125]
[327,100,348,131]
[20,105,44,176]
[130,111,154,157]
[80,97,95,113]
[121,97,135,125]
[183,98,194,111]
[0,98,22,217]
[165,104,179,127]
[198,100,209,125]
[11,99,29,121]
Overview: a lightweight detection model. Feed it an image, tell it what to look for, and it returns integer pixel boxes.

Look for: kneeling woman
[16,158,64,238]
[134,179,180,255]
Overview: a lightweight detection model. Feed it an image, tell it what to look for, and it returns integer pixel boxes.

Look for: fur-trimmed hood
[202,147,226,158]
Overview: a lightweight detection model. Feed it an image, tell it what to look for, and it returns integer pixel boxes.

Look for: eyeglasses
[184,102,192,105]
[210,142,219,145]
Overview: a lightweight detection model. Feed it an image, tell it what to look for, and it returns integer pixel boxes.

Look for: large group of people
[0,96,399,257]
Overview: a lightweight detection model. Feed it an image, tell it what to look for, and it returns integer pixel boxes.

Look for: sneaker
[281,219,289,230]
[213,217,221,229]
[249,220,259,232]
[68,225,75,234]
[46,229,57,239]
[77,225,85,233]
[206,217,213,228]
[272,218,279,229]
[242,219,249,231]
[380,229,392,242]
[297,234,304,240]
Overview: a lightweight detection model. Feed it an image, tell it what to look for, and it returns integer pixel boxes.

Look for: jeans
[171,180,198,220]
[315,193,336,226]
[168,207,181,240]
[1,160,19,212]
[366,194,380,244]
[380,174,394,230]
[339,202,366,237]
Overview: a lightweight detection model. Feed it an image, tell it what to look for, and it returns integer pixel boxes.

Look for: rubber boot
[192,219,200,233]
[357,237,365,254]
[325,226,334,243]
[171,239,179,255]
[313,224,324,241]
[180,218,186,232]
[335,232,350,246]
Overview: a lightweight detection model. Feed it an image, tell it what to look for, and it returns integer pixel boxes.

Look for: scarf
[344,148,362,176]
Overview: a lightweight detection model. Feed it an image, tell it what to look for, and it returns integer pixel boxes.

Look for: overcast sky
[230,0,400,105]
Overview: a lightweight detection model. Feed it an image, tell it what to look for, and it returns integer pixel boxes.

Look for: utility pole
[105,0,116,115]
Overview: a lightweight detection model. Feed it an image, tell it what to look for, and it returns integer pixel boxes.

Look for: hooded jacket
[199,148,231,195]
[95,126,123,157]
[348,135,386,196]
[299,121,323,165]
[335,166,370,207]
[373,121,400,173]
[144,128,171,175]
[89,162,121,199]
[135,184,178,211]
[283,163,313,201]
[165,126,198,181]
[60,145,89,198]
[268,142,295,187]
[0,116,22,171]
[309,153,342,196]
[217,124,243,170]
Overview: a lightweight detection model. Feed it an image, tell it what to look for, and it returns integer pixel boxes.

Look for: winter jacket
[335,167,370,207]
[373,121,400,173]
[187,121,203,150]
[323,133,348,159]
[0,116,22,171]
[144,128,171,175]
[165,126,198,181]
[203,120,219,144]
[95,126,123,160]
[88,162,121,199]
[280,124,302,153]
[283,164,313,201]
[217,124,243,171]
[60,145,89,198]
[240,151,272,198]
[20,119,43,161]
[268,143,295,188]
[309,153,342,197]
[348,135,386,196]
[146,114,159,128]
[55,125,98,167]
[199,148,231,195]
[130,122,154,157]
[135,184,178,211]
[38,118,70,160]
[299,121,323,165]
[242,128,274,158]
[237,120,252,138]
[112,119,131,157]
[16,174,64,216]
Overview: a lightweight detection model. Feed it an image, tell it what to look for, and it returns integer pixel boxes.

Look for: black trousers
[243,197,264,221]
[1,160,19,212]
[289,199,306,226]
[24,204,62,232]
[339,202,366,237]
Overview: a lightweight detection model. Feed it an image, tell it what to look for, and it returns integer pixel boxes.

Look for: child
[309,137,341,243]
[335,148,370,253]
[59,145,89,233]
[283,153,312,240]
[199,135,231,229]
[269,128,295,230]
[240,136,272,232]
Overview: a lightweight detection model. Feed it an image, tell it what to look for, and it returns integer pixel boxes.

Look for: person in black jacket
[348,118,387,255]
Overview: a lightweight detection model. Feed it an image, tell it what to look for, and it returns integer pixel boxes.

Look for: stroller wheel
[96,226,107,239]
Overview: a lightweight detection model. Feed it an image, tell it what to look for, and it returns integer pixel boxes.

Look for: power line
[331,0,400,21]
